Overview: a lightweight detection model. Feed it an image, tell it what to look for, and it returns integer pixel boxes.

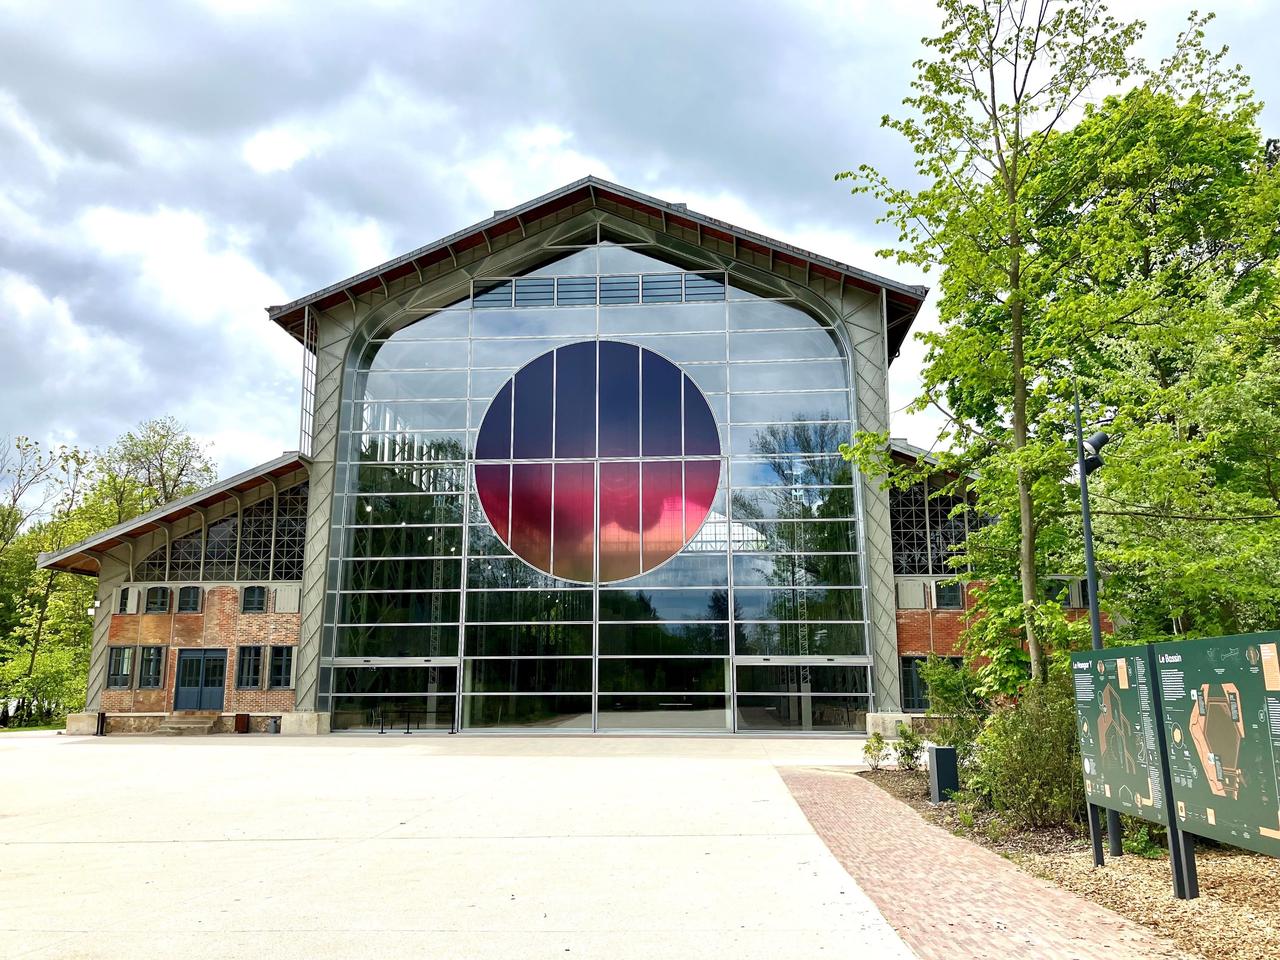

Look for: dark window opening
[934,581,965,610]
[236,646,263,689]
[269,646,294,689]
[138,646,164,688]
[177,586,202,613]
[241,586,267,614]
[144,586,170,614]
[117,589,130,614]
[107,647,134,688]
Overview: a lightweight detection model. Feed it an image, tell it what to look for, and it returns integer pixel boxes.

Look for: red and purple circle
[473,341,721,583]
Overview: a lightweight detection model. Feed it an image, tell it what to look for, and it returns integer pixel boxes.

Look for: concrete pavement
[0,732,913,959]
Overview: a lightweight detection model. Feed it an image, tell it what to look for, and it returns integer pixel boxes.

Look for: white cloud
[242,125,326,174]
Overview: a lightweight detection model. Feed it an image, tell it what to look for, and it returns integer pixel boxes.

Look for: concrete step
[156,714,220,736]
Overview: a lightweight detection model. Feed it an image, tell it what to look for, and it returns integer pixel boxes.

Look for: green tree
[841,2,1280,689]
[96,416,217,520]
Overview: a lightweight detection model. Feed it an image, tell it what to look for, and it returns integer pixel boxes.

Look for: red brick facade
[102,584,299,716]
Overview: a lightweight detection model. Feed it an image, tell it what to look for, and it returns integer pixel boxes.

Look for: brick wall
[101,584,300,716]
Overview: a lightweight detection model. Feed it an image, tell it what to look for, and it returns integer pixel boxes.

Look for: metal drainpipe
[231,493,243,581]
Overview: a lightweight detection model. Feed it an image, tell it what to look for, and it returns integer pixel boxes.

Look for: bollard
[928,744,959,803]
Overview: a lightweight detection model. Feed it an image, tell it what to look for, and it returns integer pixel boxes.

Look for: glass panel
[641,273,683,303]
[331,695,455,731]
[342,558,462,592]
[730,486,854,521]
[729,299,814,330]
[463,695,592,729]
[512,352,553,459]
[509,463,552,570]
[474,381,511,459]
[347,525,463,558]
[359,400,468,431]
[361,369,469,400]
[554,341,597,459]
[597,657,728,693]
[552,462,594,582]
[556,276,597,305]
[684,460,720,540]
[599,275,639,304]
[514,278,555,307]
[628,333,725,364]
[735,695,868,732]
[474,464,510,541]
[464,624,593,657]
[732,553,861,588]
[641,460,683,568]
[597,694,728,730]
[600,302,725,334]
[598,460,641,582]
[334,624,459,658]
[727,519,857,554]
[472,307,595,339]
[736,665,870,695]
[619,553,727,588]
[684,272,726,302]
[466,557,578,590]
[735,621,867,657]
[733,587,863,621]
[598,588,731,622]
[338,591,461,625]
[464,589,593,622]
[730,422,850,458]
[365,341,470,371]
[598,622,729,655]
[730,360,846,392]
[598,341,640,457]
[640,350,681,456]
[349,493,465,526]
[333,666,458,695]
[731,456,851,488]
[732,391,850,424]
[730,328,841,362]
[464,658,591,693]
[684,377,720,455]
[473,279,512,308]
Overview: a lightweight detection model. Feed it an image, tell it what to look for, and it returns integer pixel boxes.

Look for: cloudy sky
[1,0,1276,478]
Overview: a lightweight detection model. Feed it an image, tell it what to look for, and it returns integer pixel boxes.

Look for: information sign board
[1153,631,1280,857]
[1071,647,1169,825]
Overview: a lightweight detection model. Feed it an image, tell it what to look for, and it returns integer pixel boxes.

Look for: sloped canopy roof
[267,176,928,360]
[37,452,308,576]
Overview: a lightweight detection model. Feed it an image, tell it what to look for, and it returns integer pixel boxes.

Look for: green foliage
[894,723,924,772]
[1121,819,1167,859]
[841,3,1280,682]
[918,654,988,767]
[863,731,887,771]
[0,420,218,725]
[969,666,1085,828]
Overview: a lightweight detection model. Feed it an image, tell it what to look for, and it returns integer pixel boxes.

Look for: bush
[969,665,1085,828]
[895,723,924,771]
[864,731,887,771]
[919,655,988,769]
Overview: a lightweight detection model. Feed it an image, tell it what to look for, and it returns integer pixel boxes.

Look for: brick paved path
[781,768,1189,960]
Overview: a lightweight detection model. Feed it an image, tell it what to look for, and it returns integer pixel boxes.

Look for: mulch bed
[861,769,1280,960]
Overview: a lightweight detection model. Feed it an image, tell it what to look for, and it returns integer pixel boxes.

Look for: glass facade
[322,237,871,733]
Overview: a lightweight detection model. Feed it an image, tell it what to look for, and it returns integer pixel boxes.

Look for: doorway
[174,650,226,711]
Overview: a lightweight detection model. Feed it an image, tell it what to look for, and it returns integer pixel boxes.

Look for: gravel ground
[863,770,1280,960]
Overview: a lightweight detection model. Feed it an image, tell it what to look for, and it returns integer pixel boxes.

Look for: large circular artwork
[473,340,721,583]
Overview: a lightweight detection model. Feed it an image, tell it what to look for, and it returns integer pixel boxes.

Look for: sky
[1,0,1276,478]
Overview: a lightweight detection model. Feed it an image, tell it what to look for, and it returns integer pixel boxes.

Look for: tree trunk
[1009,250,1044,682]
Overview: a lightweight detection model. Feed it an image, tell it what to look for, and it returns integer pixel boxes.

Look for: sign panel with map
[1153,631,1280,857]
[1071,648,1169,826]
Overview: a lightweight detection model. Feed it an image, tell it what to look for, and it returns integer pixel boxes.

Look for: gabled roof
[267,176,928,359]
[37,452,308,576]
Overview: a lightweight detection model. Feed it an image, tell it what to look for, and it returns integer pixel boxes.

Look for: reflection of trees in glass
[736,421,859,591]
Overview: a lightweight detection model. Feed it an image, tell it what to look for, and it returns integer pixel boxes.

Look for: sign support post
[1086,802,1105,868]
[1144,644,1198,899]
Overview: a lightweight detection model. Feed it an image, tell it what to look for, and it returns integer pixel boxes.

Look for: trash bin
[95,711,107,736]
[234,713,250,734]
[267,716,281,734]
[928,744,959,802]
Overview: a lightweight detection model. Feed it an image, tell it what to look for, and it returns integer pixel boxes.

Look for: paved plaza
[1,732,910,960]
[1,732,1191,960]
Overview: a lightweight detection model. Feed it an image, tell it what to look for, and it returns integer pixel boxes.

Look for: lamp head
[1082,432,1110,476]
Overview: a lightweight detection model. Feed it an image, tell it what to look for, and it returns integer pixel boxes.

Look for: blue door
[174,650,226,711]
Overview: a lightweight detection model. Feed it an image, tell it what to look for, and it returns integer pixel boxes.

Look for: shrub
[1121,818,1167,859]
[919,655,988,769]
[864,731,887,771]
[895,723,924,771]
[970,665,1085,828]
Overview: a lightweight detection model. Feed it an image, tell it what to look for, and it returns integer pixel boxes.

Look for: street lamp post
[1073,384,1121,856]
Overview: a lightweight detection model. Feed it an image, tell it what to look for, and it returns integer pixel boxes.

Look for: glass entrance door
[174,650,227,711]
